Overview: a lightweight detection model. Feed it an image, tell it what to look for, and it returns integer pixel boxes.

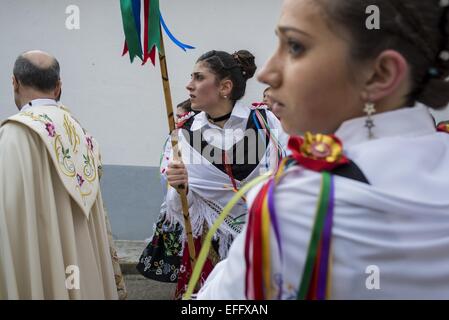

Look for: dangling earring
[364,102,376,139]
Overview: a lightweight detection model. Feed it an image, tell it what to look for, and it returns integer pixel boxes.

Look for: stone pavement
[115,240,177,300]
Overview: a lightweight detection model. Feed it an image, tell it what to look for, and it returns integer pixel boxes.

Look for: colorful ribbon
[245,135,341,299]
[120,0,195,66]
[160,13,195,52]
[120,0,143,62]
[252,110,285,168]
[244,159,335,300]
[297,172,334,300]
[147,0,162,57]
[183,172,272,300]
[244,158,293,300]
[142,0,156,65]
[184,133,338,300]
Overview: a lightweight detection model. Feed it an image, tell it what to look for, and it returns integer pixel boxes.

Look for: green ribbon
[297,172,331,299]
[148,0,162,54]
[120,0,143,62]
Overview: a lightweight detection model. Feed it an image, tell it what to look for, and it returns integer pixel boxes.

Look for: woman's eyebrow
[277,26,312,38]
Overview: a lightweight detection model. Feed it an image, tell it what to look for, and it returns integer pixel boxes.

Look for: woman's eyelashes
[287,39,305,57]
[190,73,204,81]
[196,74,204,81]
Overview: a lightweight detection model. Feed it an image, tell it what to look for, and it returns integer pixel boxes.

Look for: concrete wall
[101,165,163,240]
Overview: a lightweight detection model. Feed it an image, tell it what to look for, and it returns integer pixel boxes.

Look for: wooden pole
[158,27,197,270]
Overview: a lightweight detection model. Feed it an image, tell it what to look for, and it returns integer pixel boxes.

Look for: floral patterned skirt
[137,214,222,299]
[136,215,183,283]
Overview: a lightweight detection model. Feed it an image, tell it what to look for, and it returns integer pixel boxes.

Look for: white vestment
[198,104,449,299]
[0,103,119,300]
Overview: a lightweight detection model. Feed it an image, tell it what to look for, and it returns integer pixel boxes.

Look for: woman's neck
[206,100,234,128]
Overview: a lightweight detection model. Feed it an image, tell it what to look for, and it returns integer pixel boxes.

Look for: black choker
[207,111,232,123]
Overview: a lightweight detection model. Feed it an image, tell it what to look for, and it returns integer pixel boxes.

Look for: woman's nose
[186,79,194,92]
[257,55,282,89]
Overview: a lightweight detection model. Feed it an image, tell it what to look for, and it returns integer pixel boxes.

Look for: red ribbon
[142,0,157,66]
[122,42,129,56]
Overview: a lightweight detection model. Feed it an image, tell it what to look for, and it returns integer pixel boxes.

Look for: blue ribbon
[160,13,195,52]
[131,0,143,51]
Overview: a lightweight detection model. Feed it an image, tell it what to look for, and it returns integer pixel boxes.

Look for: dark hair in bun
[197,49,257,101]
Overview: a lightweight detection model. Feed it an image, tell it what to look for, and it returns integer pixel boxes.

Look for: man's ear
[362,50,409,103]
[220,79,234,98]
[54,79,62,101]
[12,76,19,91]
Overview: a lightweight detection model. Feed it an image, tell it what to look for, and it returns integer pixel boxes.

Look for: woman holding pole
[152,49,287,298]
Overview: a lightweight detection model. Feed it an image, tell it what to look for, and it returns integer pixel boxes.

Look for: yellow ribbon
[262,190,272,298]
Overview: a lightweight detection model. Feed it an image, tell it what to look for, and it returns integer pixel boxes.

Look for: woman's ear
[220,79,234,98]
[362,50,409,103]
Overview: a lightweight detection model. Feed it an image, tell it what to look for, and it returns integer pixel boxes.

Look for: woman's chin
[190,102,204,112]
[282,122,304,137]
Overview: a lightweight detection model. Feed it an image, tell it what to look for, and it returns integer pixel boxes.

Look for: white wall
[0,0,282,166]
[2,0,448,168]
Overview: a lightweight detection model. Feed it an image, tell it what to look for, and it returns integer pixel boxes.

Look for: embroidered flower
[45,122,56,137]
[288,132,349,172]
[163,263,171,274]
[86,136,94,151]
[76,173,85,187]
[143,256,153,272]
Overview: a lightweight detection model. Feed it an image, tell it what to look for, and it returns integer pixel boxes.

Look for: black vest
[181,110,270,181]
[332,161,370,184]
[180,111,370,185]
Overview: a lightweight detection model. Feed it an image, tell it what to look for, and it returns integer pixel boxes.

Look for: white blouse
[162,101,288,258]
[198,104,449,299]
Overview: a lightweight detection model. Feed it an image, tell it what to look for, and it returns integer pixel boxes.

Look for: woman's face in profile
[258,0,365,136]
[186,62,221,113]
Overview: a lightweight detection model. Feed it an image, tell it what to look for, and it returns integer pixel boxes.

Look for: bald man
[0,51,123,299]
